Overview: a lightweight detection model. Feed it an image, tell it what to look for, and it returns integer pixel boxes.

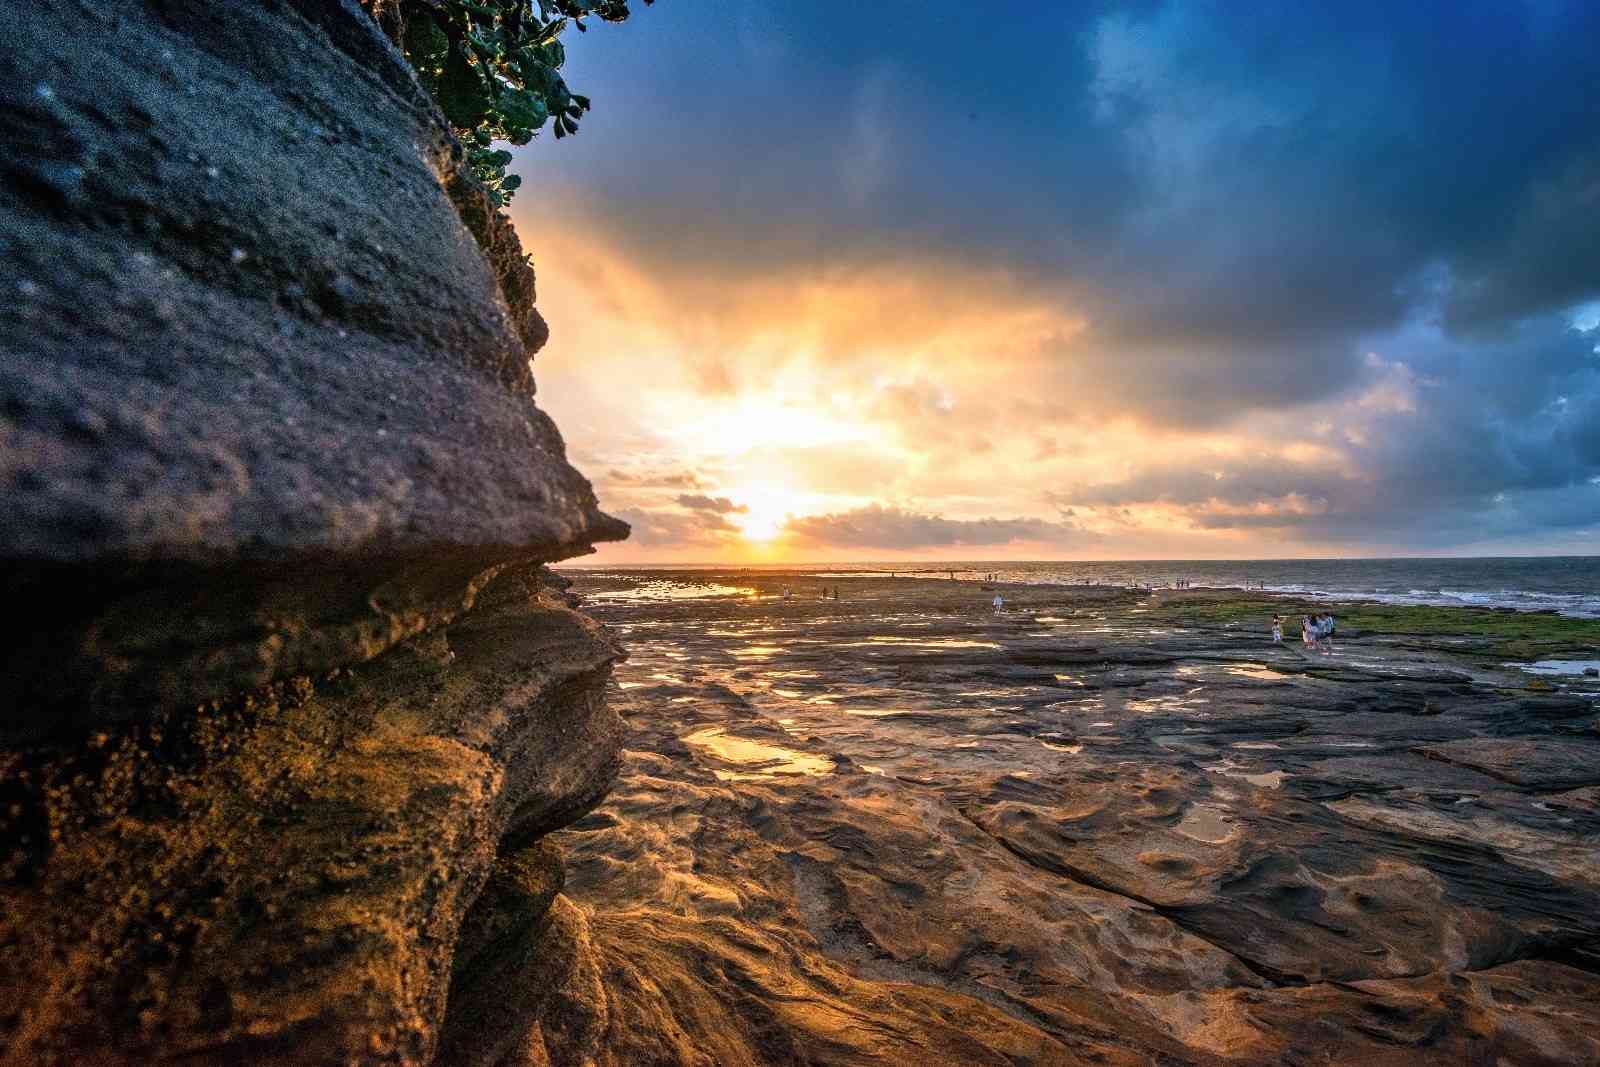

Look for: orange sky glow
[515,215,1552,565]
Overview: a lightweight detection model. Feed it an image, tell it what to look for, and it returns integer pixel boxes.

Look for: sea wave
[1257,584,1600,619]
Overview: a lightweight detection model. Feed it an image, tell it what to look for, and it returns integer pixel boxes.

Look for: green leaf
[437,45,490,128]
[498,87,549,129]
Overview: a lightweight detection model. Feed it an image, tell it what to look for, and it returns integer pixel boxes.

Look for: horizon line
[556,552,1598,568]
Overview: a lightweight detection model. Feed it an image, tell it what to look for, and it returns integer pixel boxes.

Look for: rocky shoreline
[555,571,1600,1064]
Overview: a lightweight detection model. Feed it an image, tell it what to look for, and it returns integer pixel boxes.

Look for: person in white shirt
[992,593,1004,613]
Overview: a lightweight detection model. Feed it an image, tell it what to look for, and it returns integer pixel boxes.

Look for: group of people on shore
[1272,612,1336,652]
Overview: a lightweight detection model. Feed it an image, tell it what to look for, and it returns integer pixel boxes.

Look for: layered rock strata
[1,1,625,1063]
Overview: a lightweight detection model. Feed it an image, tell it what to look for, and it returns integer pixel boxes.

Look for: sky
[507,0,1600,563]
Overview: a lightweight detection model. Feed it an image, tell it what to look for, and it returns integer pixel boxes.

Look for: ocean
[568,556,1600,618]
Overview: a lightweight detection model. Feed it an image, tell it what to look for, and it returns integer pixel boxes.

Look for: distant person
[992,593,1004,613]
[783,587,792,600]
[1302,615,1316,648]
[1320,613,1337,653]
[1271,615,1283,643]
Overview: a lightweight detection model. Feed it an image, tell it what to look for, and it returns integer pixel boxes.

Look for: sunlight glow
[681,395,870,453]
[730,485,804,542]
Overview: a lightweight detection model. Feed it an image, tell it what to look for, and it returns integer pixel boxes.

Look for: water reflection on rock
[555,571,1600,1065]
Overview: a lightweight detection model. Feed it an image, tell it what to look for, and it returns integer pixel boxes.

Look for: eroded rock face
[1,1,626,1063]
[3,564,622,1064]
[553,572,1600,1065]
[1,0,621,565]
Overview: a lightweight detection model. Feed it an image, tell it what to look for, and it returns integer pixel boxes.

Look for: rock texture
[556,572,1600,1065]
[1,0,619,564]
[1,1,625,1064]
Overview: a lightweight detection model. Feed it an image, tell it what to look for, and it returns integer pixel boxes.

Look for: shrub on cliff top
[393,0,647,204]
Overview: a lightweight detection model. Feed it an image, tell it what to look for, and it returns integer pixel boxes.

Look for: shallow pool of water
[1511,659,1600,677]
[589,580,753,602]
[681,727,834,781]
[1175,805,1235,843]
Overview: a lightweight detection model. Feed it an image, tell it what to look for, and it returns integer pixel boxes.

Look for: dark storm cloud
[533,0,1600,549]
[784,505,1077,550]
[1055,317,1600,543]
[549,2,1596,368]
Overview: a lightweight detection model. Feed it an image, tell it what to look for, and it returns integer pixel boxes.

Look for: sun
[731,486,801,542]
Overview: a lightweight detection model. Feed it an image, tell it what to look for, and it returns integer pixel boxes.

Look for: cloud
[520,1,1600,558]
[606,467,705,489]
[614,507,739,547]
[782,505,1078,550]
[676,494,747,514]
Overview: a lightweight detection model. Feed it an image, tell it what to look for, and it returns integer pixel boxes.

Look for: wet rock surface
[1,1,625,1063]
[557,572,1600,1065]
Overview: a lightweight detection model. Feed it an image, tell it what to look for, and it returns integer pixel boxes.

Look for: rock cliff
[0,1,625,1063]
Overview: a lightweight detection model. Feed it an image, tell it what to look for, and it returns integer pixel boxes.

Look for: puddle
[1040,740,1084,754]
[1232,741,1282,750]
[1510,659,1600,677]
[1226,664,1290,681]
[1175,805,1235,843]
[682,727,833,781]
[1241,770,1287,788]
[732,645,784,658]
[1204,764,1289,789]
[1126,694,1210,713]
[848,637,1002,650]
[589,580,752,602]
